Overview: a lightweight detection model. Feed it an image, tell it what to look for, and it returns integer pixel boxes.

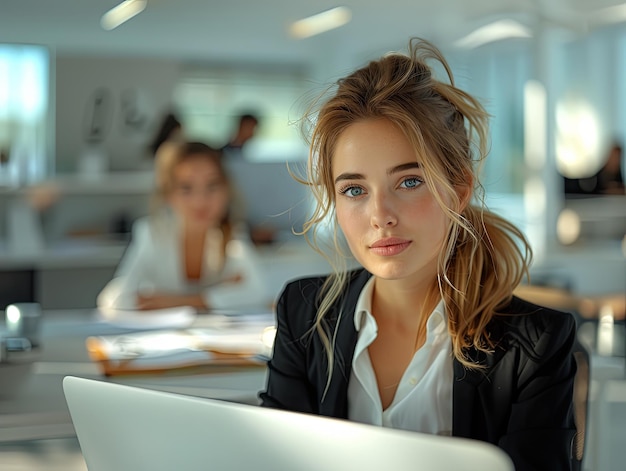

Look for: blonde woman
[261,39,578,471]
[97,141,267,313]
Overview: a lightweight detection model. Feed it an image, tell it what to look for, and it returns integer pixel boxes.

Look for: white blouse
[97,216,269,312]
[348,276,453,436]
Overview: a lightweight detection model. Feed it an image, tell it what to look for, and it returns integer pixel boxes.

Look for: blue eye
[341,186,365,197]
[400,177,422,189]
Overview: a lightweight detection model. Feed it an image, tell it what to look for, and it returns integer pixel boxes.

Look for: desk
[0,310,269,443]
[0,236,336,310]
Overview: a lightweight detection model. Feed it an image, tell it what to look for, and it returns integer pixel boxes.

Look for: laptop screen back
[63,376,513,471]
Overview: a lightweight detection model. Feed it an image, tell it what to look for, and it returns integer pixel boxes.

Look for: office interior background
[0,0,625,470]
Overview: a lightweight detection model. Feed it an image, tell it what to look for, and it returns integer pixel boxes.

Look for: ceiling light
[590,3,626,25]
[454,19,532,49]
[556,209,581,245]
[101,0,147,31]
[289,6,352,39]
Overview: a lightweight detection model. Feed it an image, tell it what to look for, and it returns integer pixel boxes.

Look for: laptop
[63,376,514,471]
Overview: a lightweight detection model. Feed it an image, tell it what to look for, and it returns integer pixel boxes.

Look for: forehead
[173,155,221,177]
[332,119,417,173]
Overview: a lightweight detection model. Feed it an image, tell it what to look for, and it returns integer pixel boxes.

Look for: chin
[192,214,218,224]
[186,218,213,230]
[360,260,411,280]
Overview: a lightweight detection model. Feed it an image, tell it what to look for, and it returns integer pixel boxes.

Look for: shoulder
[130,216,151,239]
[224,227,265,263]
[131,215,176,244]
[276,268,370,330]
[227,225,255,249]
[498,295,576,329]
[489,295,577,356]
[280,268,370,306]
[278,274,328,313]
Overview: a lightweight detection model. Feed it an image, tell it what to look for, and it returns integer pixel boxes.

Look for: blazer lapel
[452,358,483,438]
[320,269,371,418]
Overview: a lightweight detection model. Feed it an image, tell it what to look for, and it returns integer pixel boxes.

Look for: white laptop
[63,376,514,471]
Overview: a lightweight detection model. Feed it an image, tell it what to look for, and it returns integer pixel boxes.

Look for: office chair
[0,269,35,310]
[572,338,590,471]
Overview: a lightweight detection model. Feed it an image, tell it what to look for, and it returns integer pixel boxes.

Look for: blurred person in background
[220,111,279,245]
[594,140,624,195]
[97,141,267,313]
[563,139,625,196]
[221,112,259,158]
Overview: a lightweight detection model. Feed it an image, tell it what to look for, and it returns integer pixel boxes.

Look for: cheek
[336,204,362,242]
[335,202,349,230]
[207,191,230,215]
[402,196,449,234]
[216,190,230,208]
[421,201,451,236]
[167,194,183,211]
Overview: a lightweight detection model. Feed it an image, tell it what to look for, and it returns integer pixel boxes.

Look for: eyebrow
[334,162,421,184]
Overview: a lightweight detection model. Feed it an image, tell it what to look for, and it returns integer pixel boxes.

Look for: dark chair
[0,269,35,310]
[571,338,590,471]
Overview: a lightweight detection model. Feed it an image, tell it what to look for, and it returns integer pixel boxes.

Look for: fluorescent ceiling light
[454,19,532,49]
[289,6,352,39]
[101,0,147,31]
[590,3,626,25]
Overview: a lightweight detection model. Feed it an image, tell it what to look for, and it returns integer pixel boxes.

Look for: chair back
[572,338,590,470]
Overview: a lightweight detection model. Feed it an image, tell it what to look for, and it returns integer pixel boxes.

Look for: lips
[369,237,411,256]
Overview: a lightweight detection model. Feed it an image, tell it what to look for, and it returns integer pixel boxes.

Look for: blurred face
[332,119,451,285]
[168,155,229,229]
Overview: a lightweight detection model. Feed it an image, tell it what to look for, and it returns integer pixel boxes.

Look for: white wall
[55,55,182,173]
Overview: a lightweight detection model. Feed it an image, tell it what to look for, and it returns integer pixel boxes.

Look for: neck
[183,220,217,238]
[372,276,439,322]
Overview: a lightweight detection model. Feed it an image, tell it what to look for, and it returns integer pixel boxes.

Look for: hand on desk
[137,293,206,310]
[136,274,244,311]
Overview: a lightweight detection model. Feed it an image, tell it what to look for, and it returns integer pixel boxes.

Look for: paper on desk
[85,332,263,374]
[95,306,197,330]
[86,320,274,362]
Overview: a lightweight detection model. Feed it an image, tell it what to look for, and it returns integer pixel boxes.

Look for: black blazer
[261,269,578,471]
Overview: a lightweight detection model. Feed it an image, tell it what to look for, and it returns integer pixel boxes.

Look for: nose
[369,192,398,229]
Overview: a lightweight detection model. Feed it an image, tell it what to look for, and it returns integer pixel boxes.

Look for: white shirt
[347,276,453,436]
[97,215,269,311]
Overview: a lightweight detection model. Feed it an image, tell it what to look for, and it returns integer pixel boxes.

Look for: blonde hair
[298,38,532,383]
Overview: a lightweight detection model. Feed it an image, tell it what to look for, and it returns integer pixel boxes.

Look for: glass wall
[557,24,626,180]
[0,44,51,187]
[444,23,625,252]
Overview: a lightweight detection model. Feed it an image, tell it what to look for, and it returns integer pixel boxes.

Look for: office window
[558,24,626,178]
[449,42,531,196]
[0,44,51,186]
[173,66,310,162]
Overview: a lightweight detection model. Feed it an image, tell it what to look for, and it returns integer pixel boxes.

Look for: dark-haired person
[221,113,259,158]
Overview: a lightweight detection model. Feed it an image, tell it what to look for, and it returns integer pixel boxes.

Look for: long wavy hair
[298,38,532,383]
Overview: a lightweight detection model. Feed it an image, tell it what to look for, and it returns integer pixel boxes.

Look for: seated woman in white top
[97,141,268,313]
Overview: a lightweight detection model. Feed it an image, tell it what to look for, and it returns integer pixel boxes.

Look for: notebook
[63,376,514,471]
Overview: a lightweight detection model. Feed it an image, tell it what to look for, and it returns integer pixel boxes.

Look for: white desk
[0,310,269,443]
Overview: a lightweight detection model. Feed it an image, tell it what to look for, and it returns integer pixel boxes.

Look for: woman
[98,141,268,313]
[260,39,578,470]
